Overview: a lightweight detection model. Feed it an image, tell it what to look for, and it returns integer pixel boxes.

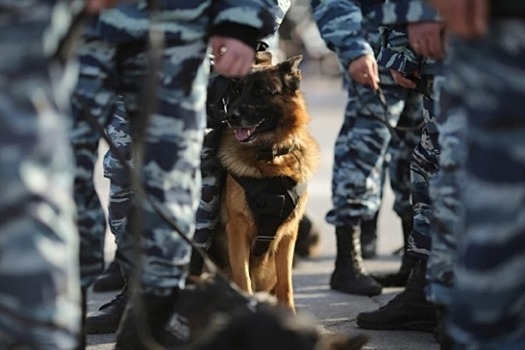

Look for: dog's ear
[255,51,273,66]
[279,55,303,92]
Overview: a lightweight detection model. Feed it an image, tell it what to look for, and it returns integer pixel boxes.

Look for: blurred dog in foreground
[166,274,369,350]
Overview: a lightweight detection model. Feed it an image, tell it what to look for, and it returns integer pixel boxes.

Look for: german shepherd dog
[207,52,320,312]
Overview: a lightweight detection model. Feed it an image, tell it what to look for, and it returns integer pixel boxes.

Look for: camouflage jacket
[311,0,387,70]
[84,0,285,47]
[376,0,441,76]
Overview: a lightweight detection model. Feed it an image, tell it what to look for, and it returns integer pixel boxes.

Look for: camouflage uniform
[445,19,525,349]
[377,1,440,257]
[71,0,280,292]
[377,0,463,308]
[0,0,81,347]
[426,73,465,307]
[311,0,423,229]
[102,98,132,270]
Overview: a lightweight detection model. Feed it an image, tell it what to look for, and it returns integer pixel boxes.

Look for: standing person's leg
[327,78,416,296]
[85,98,132,335]
[426,75,466,344]
[357,95,439,332]
[71,39,119,289]
[115,34,209,348]
[0,7,81,348]
[446,25,525,349]
[373,92,422,285]
[92,97,131,292]
[190,127,225,276]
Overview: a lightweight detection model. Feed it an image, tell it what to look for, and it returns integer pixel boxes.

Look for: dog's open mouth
[231,119,266,143]
[234,126,257,143]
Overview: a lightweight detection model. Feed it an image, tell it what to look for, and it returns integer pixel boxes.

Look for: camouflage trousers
[326,72,423,227]
[446,21,525,349]
[0,5,80,348]
[193,127,225,250]
[103,99,133,269]
[71,37,207,291]
[405,74,465,307]
[407,94,440,259]
[426,75,466,307]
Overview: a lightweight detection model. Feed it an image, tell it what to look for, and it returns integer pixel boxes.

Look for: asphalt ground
[87,69,439,350]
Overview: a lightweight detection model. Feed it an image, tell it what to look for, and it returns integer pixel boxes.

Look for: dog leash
[353,80,425,143]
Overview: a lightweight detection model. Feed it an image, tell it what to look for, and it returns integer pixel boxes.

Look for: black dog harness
[231,174,306,256]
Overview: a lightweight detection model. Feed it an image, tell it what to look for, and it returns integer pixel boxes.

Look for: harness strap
[231,175,306,256]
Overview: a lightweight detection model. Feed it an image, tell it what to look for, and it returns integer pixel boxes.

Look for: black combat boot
[330,225,382,296]
[373,215,417,286]
[92,260,126,292]
[115,288,179,349]
[76,287,87,350]
[434,306,455,350]
[85,284,128,334]
[360,211,379,259]
[356,260,437,332]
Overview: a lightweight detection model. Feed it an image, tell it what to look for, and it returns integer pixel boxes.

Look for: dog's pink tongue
[234,127,254,142]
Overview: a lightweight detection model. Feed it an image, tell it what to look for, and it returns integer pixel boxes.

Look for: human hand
[348,54,379,90]
[428,0,488,39]
[389,70,417,89]
[210,36,256,78]
[85,0,120,14]
[407,21,445,59]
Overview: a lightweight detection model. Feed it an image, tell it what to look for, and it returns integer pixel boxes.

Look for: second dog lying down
[165,274,369,350]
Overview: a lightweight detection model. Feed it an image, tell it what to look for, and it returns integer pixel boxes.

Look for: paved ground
[87,69,439,350]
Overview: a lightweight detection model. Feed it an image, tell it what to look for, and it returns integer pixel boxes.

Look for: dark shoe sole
[356,318,437,333]
[372,272,410,287]
[85,322,120,334]
[330,283,382,297]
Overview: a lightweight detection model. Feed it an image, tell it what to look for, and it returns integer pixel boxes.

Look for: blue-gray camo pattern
[427,74,465,307]
[72,0,281,290]
[446,21,525,349]
[312,0,423,226]
[0,0,81,347]
[375,0,463,310]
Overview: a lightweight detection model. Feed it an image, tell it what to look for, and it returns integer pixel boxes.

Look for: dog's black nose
[226,107,242,126]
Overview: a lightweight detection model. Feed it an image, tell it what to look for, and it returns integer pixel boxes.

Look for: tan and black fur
[208,53,320,312]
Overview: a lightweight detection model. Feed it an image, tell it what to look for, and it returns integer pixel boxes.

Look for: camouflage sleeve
[378,0,440,25]
[210,0,285,47]
[376,0,439,75]
[311,0,374,69]
[377,26,420,74]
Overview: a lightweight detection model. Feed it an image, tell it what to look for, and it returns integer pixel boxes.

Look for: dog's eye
[254,87,277,97]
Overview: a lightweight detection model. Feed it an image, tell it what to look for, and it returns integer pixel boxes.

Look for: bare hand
[210,36,256,78]
[348,54,379,90]
[407,22,445,59]
[428,0,488,39]
[85,0,120,14]
[390,70,417,89]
